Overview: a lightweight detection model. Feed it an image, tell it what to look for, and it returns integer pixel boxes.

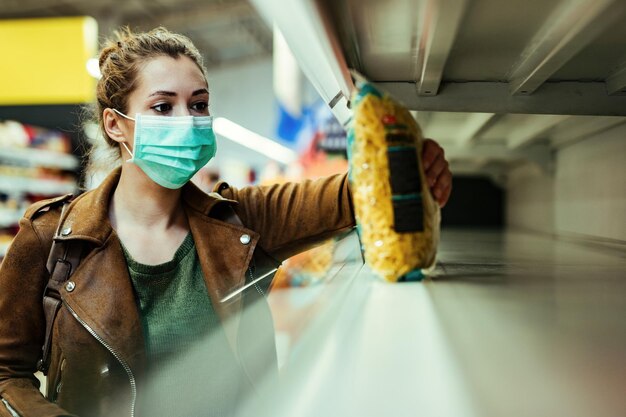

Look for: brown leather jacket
[0,168,355,417]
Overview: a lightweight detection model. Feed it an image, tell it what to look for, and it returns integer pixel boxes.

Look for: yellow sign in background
[0,16,98,105]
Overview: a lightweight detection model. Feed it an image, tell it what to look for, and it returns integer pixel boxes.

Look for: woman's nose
[173,106,192,117]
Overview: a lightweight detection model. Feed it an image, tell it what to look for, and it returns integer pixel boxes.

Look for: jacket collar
[56,166,237,245]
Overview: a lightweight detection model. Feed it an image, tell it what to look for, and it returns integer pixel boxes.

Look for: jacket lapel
[62,233,146,375]
[185,204,259,349]
[182,179,259,318]
[50,168,146,374]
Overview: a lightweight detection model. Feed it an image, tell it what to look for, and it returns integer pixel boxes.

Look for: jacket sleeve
[217,172,356,261]
[0,217,77,417]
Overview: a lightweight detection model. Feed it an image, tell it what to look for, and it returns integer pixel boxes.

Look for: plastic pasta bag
[347,81,440,282]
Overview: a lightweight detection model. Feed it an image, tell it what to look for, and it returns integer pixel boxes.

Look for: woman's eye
[192,102,209,112]
[151,103,172,113]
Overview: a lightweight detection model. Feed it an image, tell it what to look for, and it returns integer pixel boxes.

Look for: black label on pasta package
[392,198,424,232]
[385,132,413,146]
[387,148,422,195]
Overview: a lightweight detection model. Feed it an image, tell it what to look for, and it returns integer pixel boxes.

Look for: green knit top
[122,233,243,417]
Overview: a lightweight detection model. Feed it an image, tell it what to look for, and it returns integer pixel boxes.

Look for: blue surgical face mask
[113,109,217,189]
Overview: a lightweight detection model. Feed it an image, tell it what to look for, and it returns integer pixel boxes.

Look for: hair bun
[98,44,117,68]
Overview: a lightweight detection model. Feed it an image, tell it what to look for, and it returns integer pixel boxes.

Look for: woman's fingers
[426,153,447,185]
[433,167,452,207]
[421,138,452,208]
[421,139,441,171]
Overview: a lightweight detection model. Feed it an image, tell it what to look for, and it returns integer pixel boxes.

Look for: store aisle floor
[260,229,626,417]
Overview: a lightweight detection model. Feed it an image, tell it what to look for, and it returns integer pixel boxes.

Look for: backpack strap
[37,200,84,374]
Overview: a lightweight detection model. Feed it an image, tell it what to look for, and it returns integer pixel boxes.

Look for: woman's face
[115,54,209,145]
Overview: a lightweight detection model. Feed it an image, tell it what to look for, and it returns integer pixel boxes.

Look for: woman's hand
[422,139,452,208]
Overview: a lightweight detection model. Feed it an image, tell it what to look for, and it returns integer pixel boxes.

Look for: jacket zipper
[64,303,137,417]
[50,358,65,403]
[0,398,21,417]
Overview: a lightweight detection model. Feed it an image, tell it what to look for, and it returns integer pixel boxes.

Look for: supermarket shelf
[0,175,75,196]
[0,240,10,259]
[0,208,23,228]
[0,147,79,170]
[244,229,626,417]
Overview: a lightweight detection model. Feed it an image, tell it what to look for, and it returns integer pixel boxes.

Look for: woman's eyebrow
[192,88,209,96]
[149,90,176,97]
[148,89,208,97]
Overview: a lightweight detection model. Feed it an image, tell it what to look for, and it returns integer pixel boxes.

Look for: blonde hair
[84,27,208,185]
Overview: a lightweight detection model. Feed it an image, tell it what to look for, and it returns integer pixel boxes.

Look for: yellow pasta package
[347,82,440,282]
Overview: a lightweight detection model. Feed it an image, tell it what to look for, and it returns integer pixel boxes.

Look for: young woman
[0,28,451,417]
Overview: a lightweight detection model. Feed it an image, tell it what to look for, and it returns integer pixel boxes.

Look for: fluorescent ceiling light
[251,0,354,126]
[213,117,298,165]
[86,58,102,79]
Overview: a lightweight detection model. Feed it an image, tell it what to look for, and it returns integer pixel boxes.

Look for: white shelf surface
[0,175,75,196]
[231,229,626,417]
[0,208,23,228]
[0,147,78,170]
[0,241,10,258]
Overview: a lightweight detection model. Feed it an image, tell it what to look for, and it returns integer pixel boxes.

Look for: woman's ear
[103,108,129,144]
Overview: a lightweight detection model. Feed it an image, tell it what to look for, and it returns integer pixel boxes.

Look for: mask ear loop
[120,142,134,162]
[111,108,136,162]
[112,108,135,121]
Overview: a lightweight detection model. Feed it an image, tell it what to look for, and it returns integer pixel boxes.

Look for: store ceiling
[254,0,626,180]
[4,0,626,180]
[328,0,626,178]
[0,0,272,69]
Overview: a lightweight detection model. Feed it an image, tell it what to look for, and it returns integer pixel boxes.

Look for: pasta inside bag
[347,82,440,282]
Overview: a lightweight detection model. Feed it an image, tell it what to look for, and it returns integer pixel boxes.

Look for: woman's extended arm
[216,139,451,262]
